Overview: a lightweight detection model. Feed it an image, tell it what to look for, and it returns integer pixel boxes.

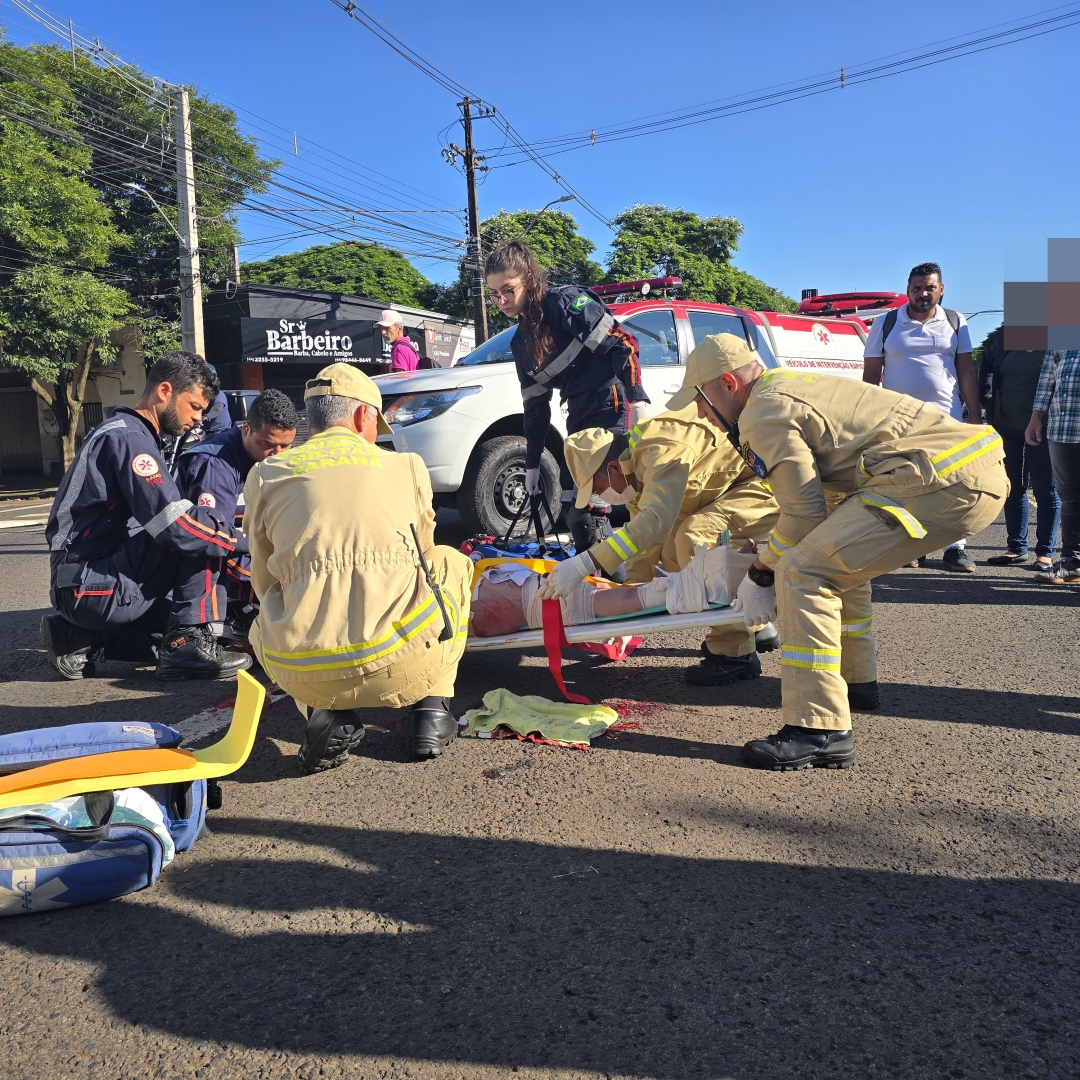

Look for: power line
[0,0,470,258]
[480,5,1080,162]
[328,0,612,229]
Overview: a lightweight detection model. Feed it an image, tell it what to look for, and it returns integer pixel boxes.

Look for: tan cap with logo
[303,362,392,435]
[666,332,757,412]
[564,427,616,509]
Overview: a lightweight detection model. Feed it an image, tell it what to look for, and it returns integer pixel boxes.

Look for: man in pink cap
[375,309,420,372]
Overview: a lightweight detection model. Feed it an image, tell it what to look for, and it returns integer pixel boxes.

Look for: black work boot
[685,650,761,686]
[408,696,458,758]
[40,614,110,680]
[221,601,259,644]
[847,680,880,711]
[742,725,856,771]
[699,623,780,659]
[297,708,366,774]
[155,623,253,682]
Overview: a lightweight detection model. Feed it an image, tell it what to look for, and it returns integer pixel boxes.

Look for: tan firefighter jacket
[243,427,454,683]
[592,403,774,574]
[736,370,1007,569]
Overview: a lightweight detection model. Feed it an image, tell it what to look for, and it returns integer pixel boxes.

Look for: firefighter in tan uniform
[554,406,781,684]
[668,333,1007,771]
[245,364,472,772]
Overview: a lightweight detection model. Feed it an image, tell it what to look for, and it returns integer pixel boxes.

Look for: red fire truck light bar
[591,276,682,299]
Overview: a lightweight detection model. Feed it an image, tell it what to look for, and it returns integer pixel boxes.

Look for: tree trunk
[58,343,96,469]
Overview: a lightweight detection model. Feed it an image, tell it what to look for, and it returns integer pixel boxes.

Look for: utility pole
[229,243,241,285]
[458,98,487,344]
[173,86,204,358]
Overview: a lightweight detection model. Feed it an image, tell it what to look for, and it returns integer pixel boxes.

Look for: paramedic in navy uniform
[41,352,253,683]
[484,239,648,551]
[175,388,298,640]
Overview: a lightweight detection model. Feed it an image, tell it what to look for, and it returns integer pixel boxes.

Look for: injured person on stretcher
[471,540,758,638]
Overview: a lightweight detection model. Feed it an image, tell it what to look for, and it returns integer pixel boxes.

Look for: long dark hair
[485,239,552,368]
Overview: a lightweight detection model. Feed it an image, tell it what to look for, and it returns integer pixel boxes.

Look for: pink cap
[374,309,404,328]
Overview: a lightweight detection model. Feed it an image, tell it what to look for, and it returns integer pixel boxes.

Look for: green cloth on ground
[462,689,618,747]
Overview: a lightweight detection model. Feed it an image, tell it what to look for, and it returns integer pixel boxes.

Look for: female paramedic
[484,239,649,550]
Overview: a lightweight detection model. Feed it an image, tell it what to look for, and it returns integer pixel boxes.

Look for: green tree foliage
[0,38,279,466]
[0,43,131,465]
[20,44,276,314]
[435,208,603,324]
[242,241,437,308]
[975,322,1004,373]
[607,204,796,311]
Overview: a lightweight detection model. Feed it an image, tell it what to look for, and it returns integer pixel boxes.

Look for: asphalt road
[1,510,1079,1080]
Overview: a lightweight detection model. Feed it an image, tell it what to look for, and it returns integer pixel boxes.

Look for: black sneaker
[742,725,856,772]
[40,614,109,680]
[942,548,976,573]
[408,697,458,758]
[297,708,366,774]
[155,624,253,682]
[847,680,880,710]
[685,650,761,686]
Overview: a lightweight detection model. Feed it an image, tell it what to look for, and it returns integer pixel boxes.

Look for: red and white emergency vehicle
[374,278,877,535]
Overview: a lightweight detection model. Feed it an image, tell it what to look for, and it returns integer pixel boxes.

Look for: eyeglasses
[694,383,733,433]
[487,282,520,302]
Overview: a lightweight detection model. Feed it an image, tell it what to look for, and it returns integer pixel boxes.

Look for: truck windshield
[457,325,516,366]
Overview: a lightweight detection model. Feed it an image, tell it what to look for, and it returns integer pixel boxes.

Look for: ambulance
[374,278,874,536]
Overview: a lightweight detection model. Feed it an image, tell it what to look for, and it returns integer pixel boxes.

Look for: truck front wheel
[457,435,561,540]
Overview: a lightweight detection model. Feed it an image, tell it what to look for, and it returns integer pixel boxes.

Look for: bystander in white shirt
[863,304,973,421]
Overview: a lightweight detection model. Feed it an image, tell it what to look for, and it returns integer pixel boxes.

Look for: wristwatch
[747,564,775,588]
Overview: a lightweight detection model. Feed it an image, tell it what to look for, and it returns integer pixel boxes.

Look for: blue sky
[4,0,1079,338]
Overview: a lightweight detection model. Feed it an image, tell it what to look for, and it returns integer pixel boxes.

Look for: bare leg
[591,582,647,620]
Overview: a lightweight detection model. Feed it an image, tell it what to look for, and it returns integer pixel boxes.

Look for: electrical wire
[0,0,471,261]
[328,0,613,229]
[479,5,1080,163]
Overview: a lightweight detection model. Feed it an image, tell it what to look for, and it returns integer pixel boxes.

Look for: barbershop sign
[241,318,371,363]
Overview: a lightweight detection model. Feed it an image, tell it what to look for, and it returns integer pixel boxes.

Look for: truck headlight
[382,386,481,427]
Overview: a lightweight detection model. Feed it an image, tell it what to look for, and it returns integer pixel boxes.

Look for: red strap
[541,599,593,705]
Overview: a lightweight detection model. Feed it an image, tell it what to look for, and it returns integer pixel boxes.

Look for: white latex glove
[628,401,650,428]
[524,468,541,497]
[695,543,757,607]
[535,550,594,600]
[733,570,776,630]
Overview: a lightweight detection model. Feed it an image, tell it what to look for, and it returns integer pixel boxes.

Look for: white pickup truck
[375,286,869,538]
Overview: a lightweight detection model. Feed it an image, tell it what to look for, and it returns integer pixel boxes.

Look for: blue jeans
[999,427,1060,557]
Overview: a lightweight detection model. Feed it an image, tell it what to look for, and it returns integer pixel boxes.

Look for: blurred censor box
[1005,238,1080,351]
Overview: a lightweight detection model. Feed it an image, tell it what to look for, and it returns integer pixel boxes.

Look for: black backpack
[881,305,961,346]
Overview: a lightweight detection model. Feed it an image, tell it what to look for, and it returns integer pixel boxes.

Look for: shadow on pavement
[2,821,1076,1078]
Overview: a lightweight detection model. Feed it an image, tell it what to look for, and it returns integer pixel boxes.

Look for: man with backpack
[862,262,982,571]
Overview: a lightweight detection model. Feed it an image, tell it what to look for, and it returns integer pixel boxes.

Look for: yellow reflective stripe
[858,493,927,539]
[780,646,841,670]
[263,593,440,670]
[930,428,1003,477]
[605,528,639,561]
[628,424,645,449]
[840,618,872,637]
[767,529,797,557]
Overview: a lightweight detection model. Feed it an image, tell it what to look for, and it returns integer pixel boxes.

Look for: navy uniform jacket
[512,285,648,469]
[174,426,254,555]
[46,408,238,569]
